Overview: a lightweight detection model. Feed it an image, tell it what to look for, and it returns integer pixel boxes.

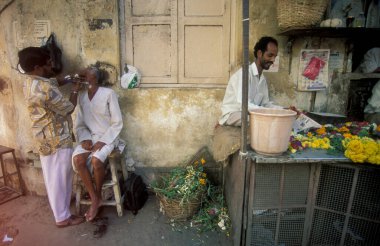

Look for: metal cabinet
[225,150,380,246]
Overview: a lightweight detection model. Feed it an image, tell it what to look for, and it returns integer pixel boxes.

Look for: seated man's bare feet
[85,197,102,221]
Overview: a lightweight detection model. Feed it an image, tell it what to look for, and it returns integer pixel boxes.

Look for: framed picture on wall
[297,49,330,91]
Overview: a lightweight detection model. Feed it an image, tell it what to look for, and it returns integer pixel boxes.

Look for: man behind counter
[213,36,287,163]
[218,36,282,127]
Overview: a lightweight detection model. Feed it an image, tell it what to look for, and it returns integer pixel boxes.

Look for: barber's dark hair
[18,47,50,72]
[253,36,278,58]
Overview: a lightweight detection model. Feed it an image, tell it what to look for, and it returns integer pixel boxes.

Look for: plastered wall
[0,0,348,193]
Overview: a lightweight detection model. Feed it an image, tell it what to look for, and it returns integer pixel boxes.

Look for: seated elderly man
[72,67,123,221]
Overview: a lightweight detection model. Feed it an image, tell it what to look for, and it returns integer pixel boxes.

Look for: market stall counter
[225,148,380,246]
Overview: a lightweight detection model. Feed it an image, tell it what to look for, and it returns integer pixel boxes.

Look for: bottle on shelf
[353,12,366,28]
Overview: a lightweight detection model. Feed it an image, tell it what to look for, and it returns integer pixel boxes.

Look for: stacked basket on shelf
[277,0,330,30]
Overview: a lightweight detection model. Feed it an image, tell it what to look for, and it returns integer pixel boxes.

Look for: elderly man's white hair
[88,66,100,82]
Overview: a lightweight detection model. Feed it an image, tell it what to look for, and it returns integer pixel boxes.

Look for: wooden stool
[75,149,127,217]
[0,145,23,204]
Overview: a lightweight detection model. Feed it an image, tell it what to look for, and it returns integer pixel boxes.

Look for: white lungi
[72,142,115,173]
[40,148,73,223]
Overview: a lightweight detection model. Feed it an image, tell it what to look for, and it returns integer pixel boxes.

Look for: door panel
[184,26,224,78]
[131,0,171,16]
[125,0,230,85]
[184,0,225,16]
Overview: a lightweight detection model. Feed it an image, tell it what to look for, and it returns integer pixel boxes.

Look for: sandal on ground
[56,215,85,228]
[90,216,108,226]
[93,224,107,238]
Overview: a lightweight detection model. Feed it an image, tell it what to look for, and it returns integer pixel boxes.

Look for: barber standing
[18,47,84,228]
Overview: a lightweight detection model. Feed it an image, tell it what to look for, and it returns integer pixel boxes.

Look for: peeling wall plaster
[119,88,224,167]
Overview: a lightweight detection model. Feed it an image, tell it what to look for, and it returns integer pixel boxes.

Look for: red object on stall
[302,56,326,80]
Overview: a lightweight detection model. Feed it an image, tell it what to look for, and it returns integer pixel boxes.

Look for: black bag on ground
[123,172,148,215]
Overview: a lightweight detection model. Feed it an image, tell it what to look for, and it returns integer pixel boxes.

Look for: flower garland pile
[289,121,380,165]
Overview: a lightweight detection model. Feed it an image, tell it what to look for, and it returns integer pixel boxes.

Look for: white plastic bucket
[249,108,296,156]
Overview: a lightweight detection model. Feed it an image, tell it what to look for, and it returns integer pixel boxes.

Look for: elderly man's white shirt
[75,87,123,145]
[219,62,280,125]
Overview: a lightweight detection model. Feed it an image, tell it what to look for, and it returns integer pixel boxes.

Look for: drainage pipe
[239,0,250,245]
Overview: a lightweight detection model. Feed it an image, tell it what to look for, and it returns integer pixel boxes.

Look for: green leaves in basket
[191,185,231,236]
[151,159,208,204]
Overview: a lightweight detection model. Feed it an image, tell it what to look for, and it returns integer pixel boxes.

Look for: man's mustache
[265,62,273,66]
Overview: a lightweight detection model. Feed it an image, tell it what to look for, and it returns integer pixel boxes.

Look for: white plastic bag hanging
[121,65,141,89]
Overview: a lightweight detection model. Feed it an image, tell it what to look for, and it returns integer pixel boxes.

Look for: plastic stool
[75,149,127,217]
[0,145,23,204]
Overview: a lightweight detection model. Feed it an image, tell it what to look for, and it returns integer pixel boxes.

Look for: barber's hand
[81,140,93,151]
[92,141,106,152]
[72,76,84,92]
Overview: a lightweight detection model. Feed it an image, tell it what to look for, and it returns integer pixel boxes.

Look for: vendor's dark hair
[253,36,278,58]
[18,47,50,72]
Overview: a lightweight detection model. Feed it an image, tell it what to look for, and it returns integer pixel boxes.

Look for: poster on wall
[13,20,51,49]
[297,49,330,91]
[328,51,344,81]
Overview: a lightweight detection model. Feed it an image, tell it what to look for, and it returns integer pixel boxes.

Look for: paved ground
[0,195,233,246]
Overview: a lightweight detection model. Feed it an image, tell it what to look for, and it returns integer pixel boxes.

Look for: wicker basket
[277,0,329,30]
[157,193,203,221]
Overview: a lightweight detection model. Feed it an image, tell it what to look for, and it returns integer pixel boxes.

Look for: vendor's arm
[256,80,282,109]
[98,90,123,145]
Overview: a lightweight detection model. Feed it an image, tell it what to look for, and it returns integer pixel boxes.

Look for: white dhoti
[40,148,73,223]
[72,142,115,173]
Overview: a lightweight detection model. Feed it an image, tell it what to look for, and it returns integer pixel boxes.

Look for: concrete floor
[0,195,233,246]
